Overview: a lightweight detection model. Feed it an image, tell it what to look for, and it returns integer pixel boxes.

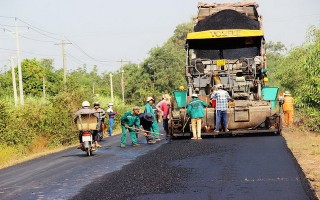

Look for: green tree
[21,58,46,96]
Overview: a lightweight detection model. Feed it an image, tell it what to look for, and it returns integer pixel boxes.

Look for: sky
[0,0,319,74]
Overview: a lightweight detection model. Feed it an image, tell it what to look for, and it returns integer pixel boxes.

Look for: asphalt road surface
[0,133,310,200]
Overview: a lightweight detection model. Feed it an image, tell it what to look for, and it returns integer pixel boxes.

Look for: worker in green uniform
[144,97,160,140]
[120,106,141,148]
[187,93,208,140]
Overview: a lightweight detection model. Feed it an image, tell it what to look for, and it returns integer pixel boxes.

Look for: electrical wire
[20,34,56,43]
[17,18,63,41]
[65,37,114,64]
[1,17,116,67]
[0,47,59,57]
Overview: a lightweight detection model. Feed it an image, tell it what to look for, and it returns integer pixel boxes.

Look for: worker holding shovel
[120,106,141,148]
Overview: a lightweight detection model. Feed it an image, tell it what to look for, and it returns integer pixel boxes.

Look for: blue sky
[0,0,319,73]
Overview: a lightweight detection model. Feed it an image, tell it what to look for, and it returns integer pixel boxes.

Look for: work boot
[191,137,197,140]
[132,143,140,147]
[120,144,126,148]
[155,137,161,141]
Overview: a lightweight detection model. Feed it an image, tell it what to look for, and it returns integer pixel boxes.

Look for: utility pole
[10,56,18,107]
[117,59,129,104]
[110,73,114,102]
[55,40,71,88]
[15,18,24,106]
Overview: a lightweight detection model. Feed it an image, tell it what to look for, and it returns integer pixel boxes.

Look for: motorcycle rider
[93,102,106,138]
[74,101,101,148]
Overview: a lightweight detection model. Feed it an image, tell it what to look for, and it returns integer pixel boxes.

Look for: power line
[65,37,114,64]
[0,47,59,57]
[0,24,28,28]
[15,18,114,65]
[0,15,15,19]
[66,52,86,64]
[20,34,56,43]
[1,17,116,70]
[0,24,14,33]
[17,18,63,38]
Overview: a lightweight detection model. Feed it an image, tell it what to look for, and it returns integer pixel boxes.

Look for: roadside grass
[282,126,320,197]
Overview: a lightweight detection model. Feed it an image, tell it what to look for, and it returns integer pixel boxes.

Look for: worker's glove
[125,125,129,128]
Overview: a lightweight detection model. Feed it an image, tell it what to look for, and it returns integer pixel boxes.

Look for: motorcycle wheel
[86,149,92,156]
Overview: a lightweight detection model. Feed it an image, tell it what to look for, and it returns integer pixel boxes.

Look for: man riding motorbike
[74,101,102,148]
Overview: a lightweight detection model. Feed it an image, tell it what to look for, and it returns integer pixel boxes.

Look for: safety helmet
[108,102,114,106]
[133,106,140,110]
[146,96,154,102]
[284,91,291,96]
[191,93,198,98]
[82,101,90,107]
[93,102,100,106]
[179,85,185,90]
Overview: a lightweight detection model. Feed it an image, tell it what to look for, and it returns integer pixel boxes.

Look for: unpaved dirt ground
[282,126,320,199]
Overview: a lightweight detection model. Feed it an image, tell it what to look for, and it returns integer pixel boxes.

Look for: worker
[93,102,106,140]
[139,113,156,144]
[283,91,294,126]
[186,93,208,140]
[120,106,141,148]
[144,97,160,141]
[156,94,173,136]
[210,84,233,132]
[107,102,117,136]
[74,101,101,148]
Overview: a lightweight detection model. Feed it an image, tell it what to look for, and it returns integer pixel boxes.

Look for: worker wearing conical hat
[283,91,294,126]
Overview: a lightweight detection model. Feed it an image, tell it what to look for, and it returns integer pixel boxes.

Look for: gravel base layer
[71,140,221,200]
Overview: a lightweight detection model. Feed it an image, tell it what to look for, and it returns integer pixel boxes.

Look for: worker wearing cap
[186,93,208,140]
[211,84,233,132]
[120,106,141,148]
[107,102,117,136]
[282,91,294,126]
[144,97,160,140]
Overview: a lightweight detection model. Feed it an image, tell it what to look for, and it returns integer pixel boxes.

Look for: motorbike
[76,113,98,156]
[80,130,96,156]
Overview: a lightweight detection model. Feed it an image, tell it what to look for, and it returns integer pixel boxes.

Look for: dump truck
[169,2,282,137]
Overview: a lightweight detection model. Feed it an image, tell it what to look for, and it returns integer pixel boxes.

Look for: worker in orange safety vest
[282,91,294,126]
